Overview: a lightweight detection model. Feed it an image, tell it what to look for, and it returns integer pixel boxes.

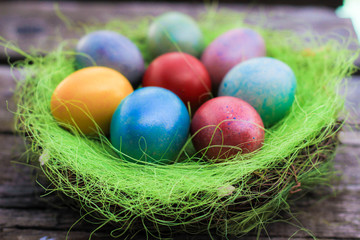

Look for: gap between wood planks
[0,2,360,236]
[1,72,360,238]
[0,1,359,66]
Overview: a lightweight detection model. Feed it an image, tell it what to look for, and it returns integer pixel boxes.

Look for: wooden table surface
[1,2,360,240]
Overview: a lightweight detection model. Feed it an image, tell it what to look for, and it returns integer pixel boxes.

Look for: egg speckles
[142,52,211,113]
[201,28,266,93]
[218,57,297,127]
[110,87,190,164]
[191,96,264,159]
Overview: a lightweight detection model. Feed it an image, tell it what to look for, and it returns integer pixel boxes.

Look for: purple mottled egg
[75,30,145,88]
[201,28,266,94]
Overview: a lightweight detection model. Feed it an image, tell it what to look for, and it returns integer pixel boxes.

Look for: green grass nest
[6,8,359,239]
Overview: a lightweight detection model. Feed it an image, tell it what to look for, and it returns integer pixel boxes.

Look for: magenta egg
[191,96,264,159]
[201,28,266,94]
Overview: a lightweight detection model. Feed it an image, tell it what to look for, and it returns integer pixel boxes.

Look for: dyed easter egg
[191,96,264,160]
[110,87,190,164]
[148,12,205,58]
[75,30,145,88]
[201,28,266,93]
[51,66,133,135]
[218,57,297,128]
[142,52,211,113]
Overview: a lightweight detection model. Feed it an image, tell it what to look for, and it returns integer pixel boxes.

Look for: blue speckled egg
[110,87,190,164]
[147,12,204,58]
[218,57,297,127]
[75,30,145,88]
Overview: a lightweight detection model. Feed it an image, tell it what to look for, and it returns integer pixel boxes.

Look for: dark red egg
[191,96,264,159]
[143,52,212,113]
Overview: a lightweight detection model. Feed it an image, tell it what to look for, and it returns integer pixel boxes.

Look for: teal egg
[218,57,297,127]
[147,12,204,58]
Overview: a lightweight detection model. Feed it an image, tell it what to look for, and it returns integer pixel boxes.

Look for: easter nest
[7,9,359,239]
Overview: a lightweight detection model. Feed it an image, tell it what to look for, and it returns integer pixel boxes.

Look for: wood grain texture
[0,2,359,65]
[0,66,16,133]
[0,52,359,240]
[0,229,110,240]
[342,79,360,125]
[1,134,360,239]
[0,2,360,239]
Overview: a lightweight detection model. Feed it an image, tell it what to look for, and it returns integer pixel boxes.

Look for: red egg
[191,96,264,159]
[143,52,212,113]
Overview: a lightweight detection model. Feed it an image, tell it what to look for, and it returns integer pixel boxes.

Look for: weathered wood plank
[0,229,110,240]
[339,131,360,145]
[333,145,360,187]
[341,77,360,125]
[266,189,360,239]
[0,2,358,64]
[0,4,359,238]
[0,228,344,240]
[0,208,59,229]
[0,66,16,133]
[260,144,360,239]
[0,134,61,210]
[1,187,360,239]
[1,132,360,239]
[0,135,28,186]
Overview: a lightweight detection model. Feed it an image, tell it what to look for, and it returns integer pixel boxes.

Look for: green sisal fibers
[3,9,359,239]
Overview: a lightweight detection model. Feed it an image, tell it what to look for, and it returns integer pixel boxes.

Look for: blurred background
[0,0,346,8]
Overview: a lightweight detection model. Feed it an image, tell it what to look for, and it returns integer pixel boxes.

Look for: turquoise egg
[110,87,190,164]
[218,57,297,127]
[147,12,205,58]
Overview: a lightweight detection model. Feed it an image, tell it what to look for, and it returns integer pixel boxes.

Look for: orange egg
[51,66,134,135]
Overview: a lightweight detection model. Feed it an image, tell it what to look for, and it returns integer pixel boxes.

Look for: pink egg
[190,96,264,160]
[201,28,266,94]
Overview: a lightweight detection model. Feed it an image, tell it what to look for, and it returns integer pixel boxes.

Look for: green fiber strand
[6,9,359,238]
